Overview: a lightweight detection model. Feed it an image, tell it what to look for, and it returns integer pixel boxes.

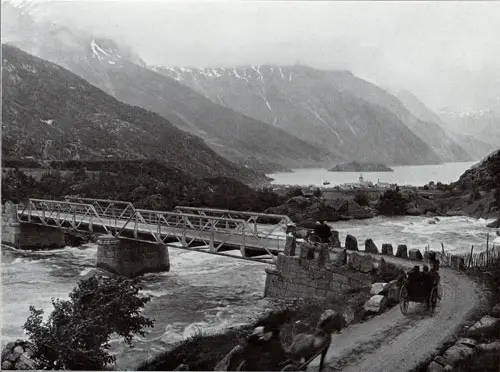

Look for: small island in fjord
[328,161,394,172]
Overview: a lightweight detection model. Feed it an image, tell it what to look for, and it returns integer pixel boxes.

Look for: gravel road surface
[309,256,482,372]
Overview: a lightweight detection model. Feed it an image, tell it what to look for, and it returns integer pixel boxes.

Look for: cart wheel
[399,286,409,315]
[281,363,299,371]
[429,287,438,316]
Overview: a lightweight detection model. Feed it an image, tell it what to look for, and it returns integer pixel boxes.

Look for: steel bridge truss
[17,199,110,234]
[174,206,293,240]
[16,199,287,263]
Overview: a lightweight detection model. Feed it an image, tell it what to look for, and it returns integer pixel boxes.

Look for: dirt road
[309,256,483,372]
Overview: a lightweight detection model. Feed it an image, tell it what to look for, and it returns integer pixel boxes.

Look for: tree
[23,275,154,370]
[376,189,407,215]
[313,188,322,198]
[354,192,369,206]
[39,171,65,198]
[494,188,500,209]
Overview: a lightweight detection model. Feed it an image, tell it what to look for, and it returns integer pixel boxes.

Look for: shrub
[376,189,407,215]
[23,275,154,370]
[354,192,370,206]
[494,188,500,209]
[470,188,481,201]
[285,187,304,199]
[313,188,322,198]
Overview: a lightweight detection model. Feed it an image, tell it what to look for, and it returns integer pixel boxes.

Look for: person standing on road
[429,252,442,300]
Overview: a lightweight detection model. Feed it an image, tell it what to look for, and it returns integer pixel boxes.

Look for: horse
[285,310,345,371]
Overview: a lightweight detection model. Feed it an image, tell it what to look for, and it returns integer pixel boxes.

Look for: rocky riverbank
[263,188,499,227]
[1,340,36,370]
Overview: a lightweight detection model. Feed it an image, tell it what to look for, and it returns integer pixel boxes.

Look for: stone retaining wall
[264,237,372,300]
[96,235,170,278]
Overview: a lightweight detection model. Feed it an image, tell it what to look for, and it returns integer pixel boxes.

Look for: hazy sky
[12,1,500,111]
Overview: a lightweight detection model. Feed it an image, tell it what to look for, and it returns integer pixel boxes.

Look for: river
[1,214,497,370]
[267,161,478,187]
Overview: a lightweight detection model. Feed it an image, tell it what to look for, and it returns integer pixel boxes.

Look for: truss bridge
[14,198,293,265]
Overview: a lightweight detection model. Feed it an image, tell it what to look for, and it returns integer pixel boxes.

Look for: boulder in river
[486,218,500,228]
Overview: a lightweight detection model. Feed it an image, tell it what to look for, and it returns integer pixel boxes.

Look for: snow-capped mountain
[2,1,338,173]
[439,109,500,150]
[152,64,471,165]
[395,91,497,160]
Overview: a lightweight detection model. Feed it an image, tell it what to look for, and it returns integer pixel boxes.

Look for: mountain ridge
[152,64,449,166]
[2,5,339,173]
[1,44,267,185]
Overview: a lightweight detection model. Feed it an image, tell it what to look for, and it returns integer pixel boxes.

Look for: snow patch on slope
[90,39,111,61]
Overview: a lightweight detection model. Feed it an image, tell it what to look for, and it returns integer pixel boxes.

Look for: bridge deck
[19,210,287,252]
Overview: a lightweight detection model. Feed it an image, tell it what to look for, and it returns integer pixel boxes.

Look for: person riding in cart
[314,221,333,244]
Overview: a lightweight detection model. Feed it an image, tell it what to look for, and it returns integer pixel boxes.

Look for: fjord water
[1,214,496,370]
[268,161,478,186]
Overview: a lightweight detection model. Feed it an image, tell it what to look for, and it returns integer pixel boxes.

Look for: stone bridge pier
[96,235,170,278]
[1,202,65,249]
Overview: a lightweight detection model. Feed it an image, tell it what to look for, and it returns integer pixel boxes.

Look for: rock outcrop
[328,162,394,172]
[467,315,500,338]
[265,196,374,224]
[1,340,36,370]
[486,218,500,228]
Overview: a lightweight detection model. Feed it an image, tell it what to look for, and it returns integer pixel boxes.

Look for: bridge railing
[16,198,287,262]
[116,208,283,262]
[64,197,136,220]
[174,206,292,242]
[17,199,110,234]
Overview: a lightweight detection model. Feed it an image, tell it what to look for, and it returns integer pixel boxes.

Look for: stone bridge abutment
[2,201,65,250]
[2,201,170,278]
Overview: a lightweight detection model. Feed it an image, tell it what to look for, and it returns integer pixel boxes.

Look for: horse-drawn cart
[399,270,440,316]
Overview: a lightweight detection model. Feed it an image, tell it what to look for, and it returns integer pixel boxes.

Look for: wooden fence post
[486,232,490,266]
[468,245,474,269]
